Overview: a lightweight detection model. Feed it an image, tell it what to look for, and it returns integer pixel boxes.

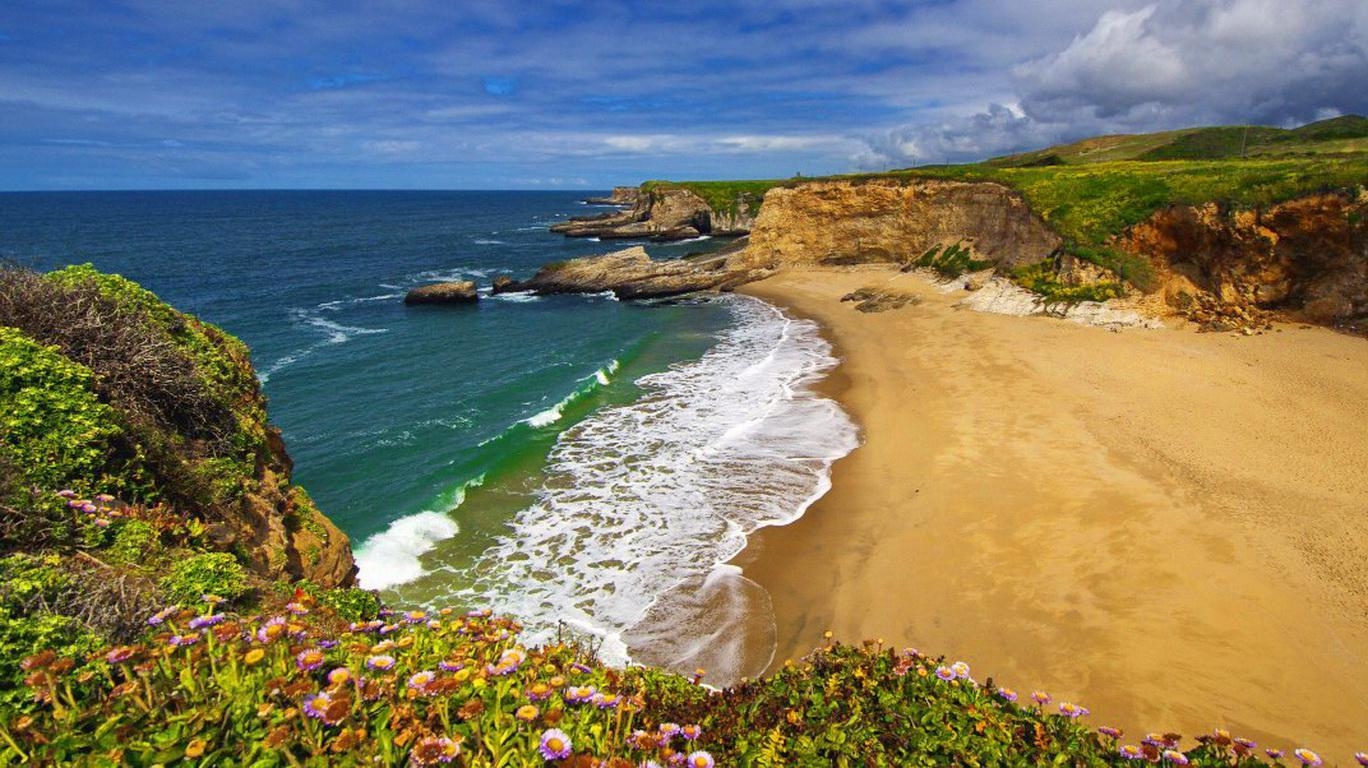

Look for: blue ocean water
[0,190,856,681]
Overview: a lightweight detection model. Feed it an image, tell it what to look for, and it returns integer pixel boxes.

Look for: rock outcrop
[736,179,1061,271]
[552,186,758,241]
[404,281,478,304]
[583,186,640,206]
[501,245,768,300]
[1121,191,1368,329]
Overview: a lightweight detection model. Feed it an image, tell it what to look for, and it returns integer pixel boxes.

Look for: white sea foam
[355,512,461,590]
[473,239,507,245]
[522,360,619,428]
[354,475,485,590]
[304,316,390,344]
[442,296,858,674]
[491,291,542,303]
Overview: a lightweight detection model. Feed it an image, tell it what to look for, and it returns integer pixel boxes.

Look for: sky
[1,0,1366,190]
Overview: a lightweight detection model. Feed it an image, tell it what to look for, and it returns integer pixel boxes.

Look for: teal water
[0,191,857,681]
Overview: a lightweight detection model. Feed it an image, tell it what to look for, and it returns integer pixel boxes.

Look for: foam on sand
[442,295,858,677]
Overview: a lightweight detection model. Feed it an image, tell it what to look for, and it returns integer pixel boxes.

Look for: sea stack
[404,280,478,304]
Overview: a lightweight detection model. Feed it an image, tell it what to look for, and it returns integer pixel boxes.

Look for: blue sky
[2,0,1365,190]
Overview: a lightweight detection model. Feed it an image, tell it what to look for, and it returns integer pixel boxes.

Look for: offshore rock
[583,186,640,206]
[551,186,757,241]
[404,281,478,304]
[504,246,765,300]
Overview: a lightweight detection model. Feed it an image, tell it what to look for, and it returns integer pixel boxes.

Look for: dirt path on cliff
[734,266,1368,758]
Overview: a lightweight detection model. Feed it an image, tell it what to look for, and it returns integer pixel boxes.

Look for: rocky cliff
[551,185,759,241]
[0,264,356,588]
[1121,192,1367,329]
[735,179,1061,271]
[498,245,767,299]
[583,186,640,206]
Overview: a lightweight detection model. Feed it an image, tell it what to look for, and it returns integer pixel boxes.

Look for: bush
[0,327,126,495]
[160,552,249,605]
[105,519,159,566]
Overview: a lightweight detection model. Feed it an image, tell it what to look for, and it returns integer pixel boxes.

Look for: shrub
[909,241,996,278]
[160,552,249,605]
[105,519,159,566]
[0,327,126,495]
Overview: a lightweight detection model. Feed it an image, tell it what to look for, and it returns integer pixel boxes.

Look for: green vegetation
[642,179,795,218]
[1011,261,1127,305]
[161,553,251,605]
[0,327,126,496]
[910,242,995,278]
[648,115,1368,299]
[3,595,1307,766]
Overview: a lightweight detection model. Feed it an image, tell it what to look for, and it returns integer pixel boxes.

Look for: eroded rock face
[1121,192,1368,327]
[551,187,758,241]
[504,246,767,299]
[737,179,1061,271]
[235,428,355,588]
[404,281,478,304]
[584,186,640,206]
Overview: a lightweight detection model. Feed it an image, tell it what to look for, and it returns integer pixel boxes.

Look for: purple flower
[1234,738,1257,749]
[685,752,715,768]
[659,722,681,739]
[81,503,98,514]
[407,671,436,693]
[997,687,1018,703]
[147,606,176,626]
[285,602,309,616]
[1058,702,1089,718]
[302,690,345,725]
[1119,745,1144,760]
[1267,748,1285,759]
[1353,752,1368,766]
[1031,690,1051,706]
[438,660,464,673]
[950,661,970,679]
[105,646,136,664]
[189,614,225,630]
[403,610,427,624]
[296,648,326,671]
[365,654,396,671]
[538,729,572,760]
[681,724,702,741]
[592,692,621,709]
[1163,750,1190,765]
[256,616,287,643]
[1293,748,1323,766]
[571,662,592,674]
[934,666,956,681]
[168,633,200,647]
[1099,726,1123,739]
[327,667,351,686]
[565,685,596,704]
[57,489,76,499]
[319,639,339,649]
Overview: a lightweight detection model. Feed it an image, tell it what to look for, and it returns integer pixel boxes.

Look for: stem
[0,725,30,763]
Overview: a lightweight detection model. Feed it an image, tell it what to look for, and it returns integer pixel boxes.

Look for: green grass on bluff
[648,115,1368,296]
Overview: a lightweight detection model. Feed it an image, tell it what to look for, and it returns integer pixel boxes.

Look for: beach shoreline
[734,266,1368,756]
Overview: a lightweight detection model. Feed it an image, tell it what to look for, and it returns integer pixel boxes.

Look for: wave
[472,239,507,245]
[490,291,542,303]
[259,307,391,382]
[436,296,857,677]
[524,359,621,428]
[316,293,403,311]
[354,475,485,591]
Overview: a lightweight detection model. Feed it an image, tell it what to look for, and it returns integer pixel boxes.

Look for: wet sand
[734,266,1368,758]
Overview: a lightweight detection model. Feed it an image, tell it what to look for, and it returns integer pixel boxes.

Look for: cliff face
[551,186,758,241]
[1122,192,1368,327]
[735,179,1061,271]
[0,264,355,588]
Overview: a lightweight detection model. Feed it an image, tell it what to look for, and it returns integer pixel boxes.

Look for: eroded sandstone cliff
[1121,192,1367,328]
[551,186,758,241]
[735,179,1061,271]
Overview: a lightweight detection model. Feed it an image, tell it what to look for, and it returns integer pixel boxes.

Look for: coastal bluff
[551,183,758,241]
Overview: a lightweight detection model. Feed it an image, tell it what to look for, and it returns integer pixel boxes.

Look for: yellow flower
[515,704,539,722]
[453,668,472,683]
[472,677,487,690]
[244,648,265,665]
[185,739,207,758]
[396,635,415,649]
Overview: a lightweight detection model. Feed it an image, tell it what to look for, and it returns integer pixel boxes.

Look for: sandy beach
[735,266,1368,757]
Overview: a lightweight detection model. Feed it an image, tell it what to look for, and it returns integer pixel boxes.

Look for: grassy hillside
[651,117,1368,297]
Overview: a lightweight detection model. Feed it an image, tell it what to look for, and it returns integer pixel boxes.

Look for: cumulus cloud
[860,0,1368,166]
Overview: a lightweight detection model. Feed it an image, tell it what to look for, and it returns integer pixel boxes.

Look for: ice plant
[538,728,572,760]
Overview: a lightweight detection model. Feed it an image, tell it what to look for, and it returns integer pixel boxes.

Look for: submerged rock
[404,281,478,304]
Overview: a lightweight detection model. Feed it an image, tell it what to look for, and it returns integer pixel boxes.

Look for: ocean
[0,190,856,680]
